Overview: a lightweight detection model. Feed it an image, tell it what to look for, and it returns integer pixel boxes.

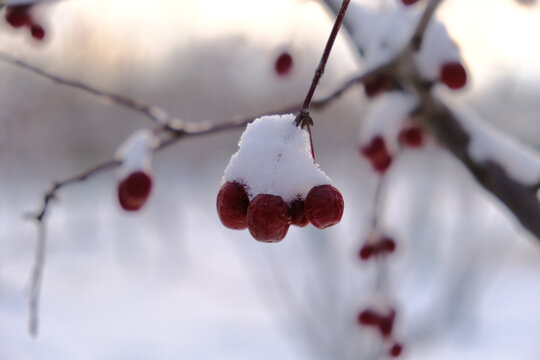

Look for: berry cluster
[218,182,344,242]
[115,130,157,212]
[359,92,425,174]
[218,114,344,242]
[357,307,403,357]
[349,2,468,97]
[358,236,396,260]
[4,4,46,41]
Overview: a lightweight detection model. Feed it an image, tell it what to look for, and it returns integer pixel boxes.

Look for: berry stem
[296,0,350,119]
[294,0,351,160]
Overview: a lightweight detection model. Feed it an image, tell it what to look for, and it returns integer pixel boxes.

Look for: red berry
[30,24,45,40]
[275,51,293,76]
[118,171,152,211]
[364,74,391,98]
[399,126,424,148]
[440,62,467,90]
[5,5,32,28]
[378,309,396,337]
[402,0,420,5]
[361,136,393,174]
[377,237,396,254]
[359,244,374,260]
[216,181,250,230]
[357,309,379,326]
[304,185,344,229]
[247,194,290,242]
[288,198,309,227]
[390,343,403,357]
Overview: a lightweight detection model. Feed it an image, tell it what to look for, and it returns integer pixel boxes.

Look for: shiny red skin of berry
[361,136,393,174]
[359,244,374,260]
[440,62,467,90]
[275,52,293,76]
[364,74,391,98]
[288,198,309,227]
[118,171,152,211]
[247,194,291,242]
[217,181,250,230]
[390,343,403,357]
[399,126,424,148]
[5,5,32,28]
[304,185,344,229]
[30,24,45,40]
[357,309,379,326]
[402,0,420,5]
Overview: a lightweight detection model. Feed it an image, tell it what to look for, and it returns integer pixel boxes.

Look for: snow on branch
[417,89,540,239]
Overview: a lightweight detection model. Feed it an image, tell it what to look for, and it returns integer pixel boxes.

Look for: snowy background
[1,0,540,359]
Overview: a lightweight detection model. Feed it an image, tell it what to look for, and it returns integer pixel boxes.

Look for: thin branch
[410,0,445,51]
[295,0,351,124]
[0,52,171,125]
[294,0,351,161]
[28,220,46,337]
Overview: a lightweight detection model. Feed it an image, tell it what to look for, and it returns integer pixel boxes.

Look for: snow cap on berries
[115,129,158,178]
[223,114,331,202]
[359,91,418,153]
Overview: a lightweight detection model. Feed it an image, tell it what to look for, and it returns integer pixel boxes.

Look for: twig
[0,52,171,125]
[410,0,445,51]
[295,0,351,161]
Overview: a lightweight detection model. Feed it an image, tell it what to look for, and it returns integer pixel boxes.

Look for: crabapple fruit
[118,171,152,211]
[288,198,309,227]
[357,309,379,326]
[5,5,31,28]
[247,194,291,242]
[399,126,424,148]
[359,244,375,260]
[30,24,45,40]
[217,181,250,230]
[304,185,344,229]
[440,62,467,90]
[275,51,293,76]
[390,342,404,358]
[361,136,393,174]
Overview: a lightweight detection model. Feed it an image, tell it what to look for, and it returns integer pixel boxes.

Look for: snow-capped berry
[440,62,467,90]
[288,198,309,227]
[30,24,45,40]
[5,5,32,28]
[247,194,291,242]
[399,126,424,148]
[364,74,391,98]
[390,343,404,358]
[217,181,250,230]
[361,136,393,174]
[118,171,152,211]
[401,0,420,5]
[275,51,293,76]
[304,185,344,229]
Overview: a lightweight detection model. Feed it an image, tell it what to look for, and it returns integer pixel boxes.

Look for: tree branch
[418,92,540,240]
[0,52,172,125]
